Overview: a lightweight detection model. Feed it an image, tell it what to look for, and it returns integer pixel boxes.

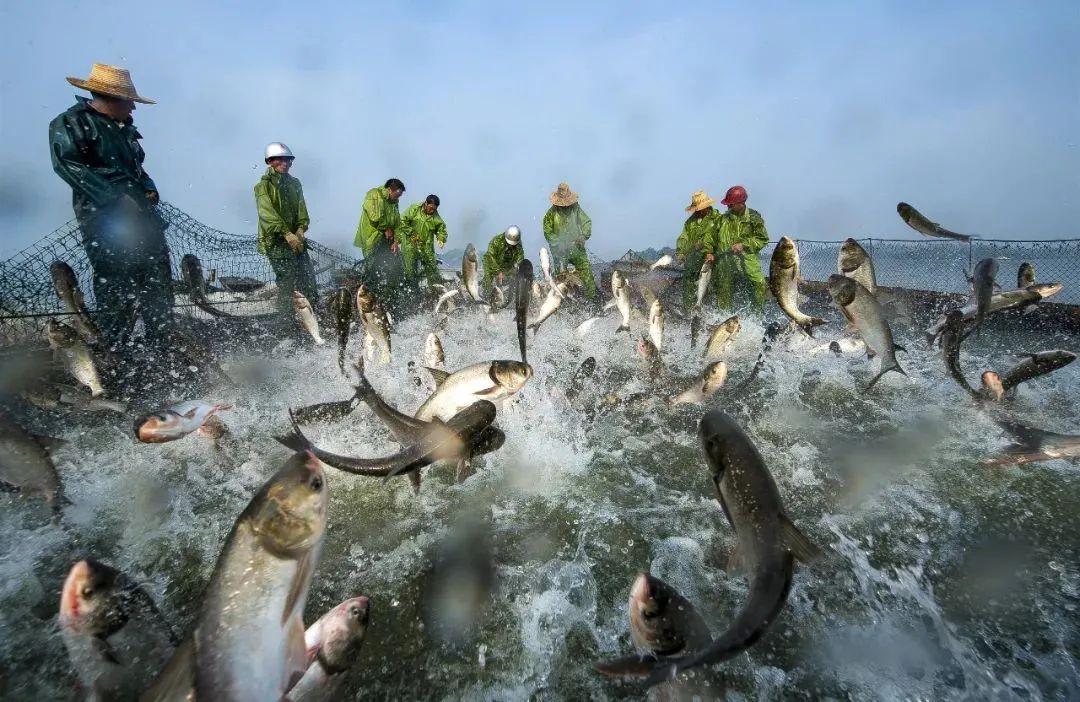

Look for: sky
[1,1,1078,260]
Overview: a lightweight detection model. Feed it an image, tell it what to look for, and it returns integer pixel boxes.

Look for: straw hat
[685,190,716,213]
[549,182,579,207]
[66,64,155,104]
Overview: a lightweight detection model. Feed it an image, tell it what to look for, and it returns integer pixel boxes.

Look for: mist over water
[1,287,1077,700]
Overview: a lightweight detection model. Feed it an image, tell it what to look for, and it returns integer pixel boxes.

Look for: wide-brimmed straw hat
[549,182,579,207]
[66,64,155,104]
[685,190,716,213]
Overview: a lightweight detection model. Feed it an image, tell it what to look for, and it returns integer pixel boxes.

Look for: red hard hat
[720,185,747,206]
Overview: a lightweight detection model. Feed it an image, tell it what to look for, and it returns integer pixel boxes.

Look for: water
[1,292,1078,700]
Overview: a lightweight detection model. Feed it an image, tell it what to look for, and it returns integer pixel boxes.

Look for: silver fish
[669,361,728,405]
[515,259,533,364]
[293,290,325,345]
[837,238,876,294]
[648,299,664,352]
[694,259,713,312]
[0,411,63,506]
[970,257,998,337]
[463,243,482,302]
[415,361,533,422]
[983,421,1080,466]
[827,275,906,390]
[897,202,972,241]
[769,237,826,335]
[59,559,177,702]
[528,282,570,335]
[703,315,741,360]
[50,260,101,343]
[287,596,369,702]
[143,450,328,702]
[181,254,243,319]
[993,350,1076,397]
[46,319,104,397]
[650,254,675,270]
[134,401,232,443]
[424,332,446,369]
[356,285,391,364]
[924,283,1063,347]
[328,287,354,375]
[1017,262,1036,289]
[595,410,821,687]
[611,270,632,334]
[941,310,977,397]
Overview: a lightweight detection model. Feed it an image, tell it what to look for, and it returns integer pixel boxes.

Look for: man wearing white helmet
[254,142,318,312]
[481,226,525,296]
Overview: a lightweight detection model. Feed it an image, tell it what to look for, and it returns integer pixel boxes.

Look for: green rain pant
[402,241,442,288]
[481,267,510,298]
[714,256,766,311]
[553,246,596,299]
[266,245,319,316]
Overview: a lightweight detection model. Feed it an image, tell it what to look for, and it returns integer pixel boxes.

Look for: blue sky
[1,1,1077,259]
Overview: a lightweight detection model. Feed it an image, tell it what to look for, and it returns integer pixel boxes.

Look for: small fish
[515,259,534,364]
[611,270,632,334]
[694,259,713,312]
[134,401,232,443]
[983,420,1080,466]
[287,596,370,702]
[463,243,482,302]
[769,237,826,335]
[434,288,460,315]
[356,284,391,363]
[181,254,243,319]
[827,275,906,390]
[0,411,64,507]
[970,258,999,338]
[50,260,100,343]
[328,286,354,374]
[837,238,876,294]
[46,319,104,397]
[669,361,728,405]
[925,283,1063,346]
[703,315,741,360]
[648,299,664,352]
[293,290,325,345]
[415,361,533,422]
[690,314,702,349]
[528,282,570,335]
[991,350,1077,398]
[1017,262,1036,289]
[897,202,972,242]
[424,332,446,369]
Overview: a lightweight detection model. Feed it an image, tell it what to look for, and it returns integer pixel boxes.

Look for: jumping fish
[462,243,482,302]
[293,291,325,345]
[669,361,728,405]
[328,286,353,374]
[703,315,741,361]
[181,254,243,319]
[528,282,570,335]
[897,202,972,242]
[1017,262,1036,289]
[648,299,664,352]
[134,401,232,443]
[286,596,370,702]
[983,420,1080,466]
[924,283,1063,346]
[827,275,906,390]
[46,319,105,397]
[970,257,999,338]
[515,259,533,364]
[50,260,101,343]
[594,410,821,687]
[837,238,876,294]
[769,237,826,335]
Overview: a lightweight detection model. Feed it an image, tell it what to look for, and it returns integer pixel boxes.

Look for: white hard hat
[264,142,294,160]
[504,225,521,245]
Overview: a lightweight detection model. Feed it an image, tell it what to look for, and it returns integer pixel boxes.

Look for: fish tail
[275,409,313,452]
[528,322,541,336]
[615,324,630,334]
[864,362,906,391]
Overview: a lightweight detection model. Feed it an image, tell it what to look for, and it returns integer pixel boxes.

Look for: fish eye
[156,414,169,422]
[309,475,323,491]
[81,585,94,598]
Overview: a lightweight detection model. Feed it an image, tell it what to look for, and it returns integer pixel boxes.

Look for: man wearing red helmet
[714,185,769,309]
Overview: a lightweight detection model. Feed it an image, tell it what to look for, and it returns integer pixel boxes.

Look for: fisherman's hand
[439,241,445,249]
[391,240,400,254]
[285,232,303,252]
[497,272,505,284]
[384,228,395,241]
[731,242,744,254]
[145,191,159,204]
[296,227,306,241]
[705,253,715,263]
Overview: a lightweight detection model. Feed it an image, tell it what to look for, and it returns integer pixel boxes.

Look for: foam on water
[1,292,1078,700]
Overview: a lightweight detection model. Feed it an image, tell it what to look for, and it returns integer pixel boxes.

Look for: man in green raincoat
[676,190,722,312]
[542,182,596,299]
[353,178,405,305]
[481,226,524,297]
[399,194,448,289]
[713,185,769,310]
[49,63,174,347]
[254,142,317,314]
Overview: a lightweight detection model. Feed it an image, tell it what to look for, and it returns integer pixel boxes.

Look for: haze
[1,1,1077,260]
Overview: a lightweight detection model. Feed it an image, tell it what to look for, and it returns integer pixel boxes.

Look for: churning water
[1,290,1078,700]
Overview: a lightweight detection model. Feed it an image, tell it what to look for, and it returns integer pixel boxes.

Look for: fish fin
[779,513,824,563]
[408,469,421,493]
[274,409,312,452]
[474,385,503,399]
[726,546,746,576]
[282,551,315,627]
[866,349,877,359]
[602,300,615,312]
[528,322,541,335]
[616,324,630,334]
[894,343,907,353]
[996,420,1062,451]
[863,363,906,391]
[593,653,664,678]
[425,367,451,387]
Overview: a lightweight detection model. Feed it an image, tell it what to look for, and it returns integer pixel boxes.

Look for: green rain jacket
[713,207,769,280]
[676,209,722,259]
[482,233,525,283]
[254,167,310,255]
[354,186,402,256]
[399,203,447,253]
[542,204,592,256]
[49,96,158,225]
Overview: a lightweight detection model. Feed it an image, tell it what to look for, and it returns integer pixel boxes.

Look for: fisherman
[49,64,174,347]
[254,142,318,314]
[714,185,769,310]
[542,182,596,299]
[676,190,722,312]
[354,178,406,307]
[399,194,448,290]
[481,226,525,297]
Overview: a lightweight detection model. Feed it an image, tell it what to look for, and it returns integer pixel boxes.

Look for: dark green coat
[254,168,310,255]
[49,96,158,226]
[482,233,524,290]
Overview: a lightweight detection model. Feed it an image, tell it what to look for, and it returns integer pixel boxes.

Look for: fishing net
[0,201,357,345]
